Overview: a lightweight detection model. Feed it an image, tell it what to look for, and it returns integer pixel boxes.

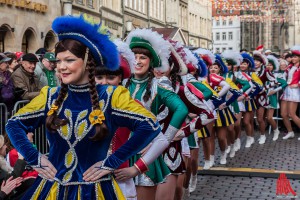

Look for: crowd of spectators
[0,48,59,199]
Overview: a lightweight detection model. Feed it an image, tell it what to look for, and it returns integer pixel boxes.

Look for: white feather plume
[125,28,171,72]
[183,48,198,66]
[267,54,279,71]
[114,39,136,73]
[290,45,300,51]
[222,50,242,66]
[253,50,268,66]
[193,48,215,64]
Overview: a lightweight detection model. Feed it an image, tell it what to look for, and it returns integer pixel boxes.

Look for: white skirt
[117,179,137,200]
[238,101,246,112]
[181,137,191,158]
[281,86,300,102]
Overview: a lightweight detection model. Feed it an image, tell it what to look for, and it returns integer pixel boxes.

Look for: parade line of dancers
[3,15,300,200]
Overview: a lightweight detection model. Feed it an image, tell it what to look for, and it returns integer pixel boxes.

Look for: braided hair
[46,39,108,141]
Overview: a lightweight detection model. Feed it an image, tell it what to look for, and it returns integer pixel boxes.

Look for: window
[217,9,220,14]
[216,32,220,41]
[229,20,233,25]
[222,32,226,40]
[87,0,93,8]
[216,20,220,26]
[229,32,233,40]
[222,20,226,26]
[77,0,83,4]
[222,10,227,14]
[229,47,233,50]
[222,47,226,52]
[229,9,233,14]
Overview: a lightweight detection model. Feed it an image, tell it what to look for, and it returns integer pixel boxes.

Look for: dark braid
[87,56,108,141]
[143,72,153,102]
[125,74,133,89]
[46,83,69,132]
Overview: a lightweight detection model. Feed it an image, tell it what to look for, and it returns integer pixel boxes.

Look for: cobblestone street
[190,131,300,199]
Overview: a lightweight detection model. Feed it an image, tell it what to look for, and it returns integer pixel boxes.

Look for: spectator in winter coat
[11,53,42,100]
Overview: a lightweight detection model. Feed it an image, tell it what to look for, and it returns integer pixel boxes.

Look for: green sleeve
[158,86,188,129]
[277,77,288,89]
[190,82,213,100]
[236,78,251,92]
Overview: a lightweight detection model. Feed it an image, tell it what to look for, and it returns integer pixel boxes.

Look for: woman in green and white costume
[265,55,287,141]
[222,51,251,153]
[124,29,188,200]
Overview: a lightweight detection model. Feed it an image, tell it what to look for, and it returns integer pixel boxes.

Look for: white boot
[209,155,215,167]
[283,132,294,140]
[182,188,190,199]
[203,160,211,170]
[258,135,266,144]
[273,129,280,141]
[189,174,197,193]
[250,137,255,145]
[220,151,227,165]
[234,138,241,151]
[225,145,231,154]
[245,136,253,148]
[229,146,236,158]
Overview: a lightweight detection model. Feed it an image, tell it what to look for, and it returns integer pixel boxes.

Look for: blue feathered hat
[194,53,208,78]
[52,14,119,70]
[241,53,255,69]
[214,54,228,74]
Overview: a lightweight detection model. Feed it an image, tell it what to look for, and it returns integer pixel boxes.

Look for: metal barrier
[7,100,49,154]
[0,103,8,135]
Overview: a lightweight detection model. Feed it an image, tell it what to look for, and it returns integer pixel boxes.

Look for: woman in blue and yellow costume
[5,15,169,200]
[221,51,251,156]
[205,54,238,165]
[265,55,287,141]
[120,29,188,200]
[238,53,263,148]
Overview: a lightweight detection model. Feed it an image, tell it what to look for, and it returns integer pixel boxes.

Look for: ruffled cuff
[134,158,149,173]
[164,125,179,143]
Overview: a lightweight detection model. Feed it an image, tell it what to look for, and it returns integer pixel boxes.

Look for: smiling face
[279,60,287,71]
[56,50,89,85]
[292,55,300,65]
[266,63,274,71]
[22,61,36,74]
[254,59,262,69]
[134,53,151,79]
[240,62,249,72]
[209,64,221,74]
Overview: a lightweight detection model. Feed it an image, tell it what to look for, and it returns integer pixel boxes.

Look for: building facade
[0,0,61,53]
[212,5,241,53]
[0,0,213,53]
[188,0,212,49]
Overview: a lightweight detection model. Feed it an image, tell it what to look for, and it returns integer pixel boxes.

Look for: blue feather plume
[215,54,228,74]
[241,53,255,69]
[52,15,119,70]
[194,53,207,77]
